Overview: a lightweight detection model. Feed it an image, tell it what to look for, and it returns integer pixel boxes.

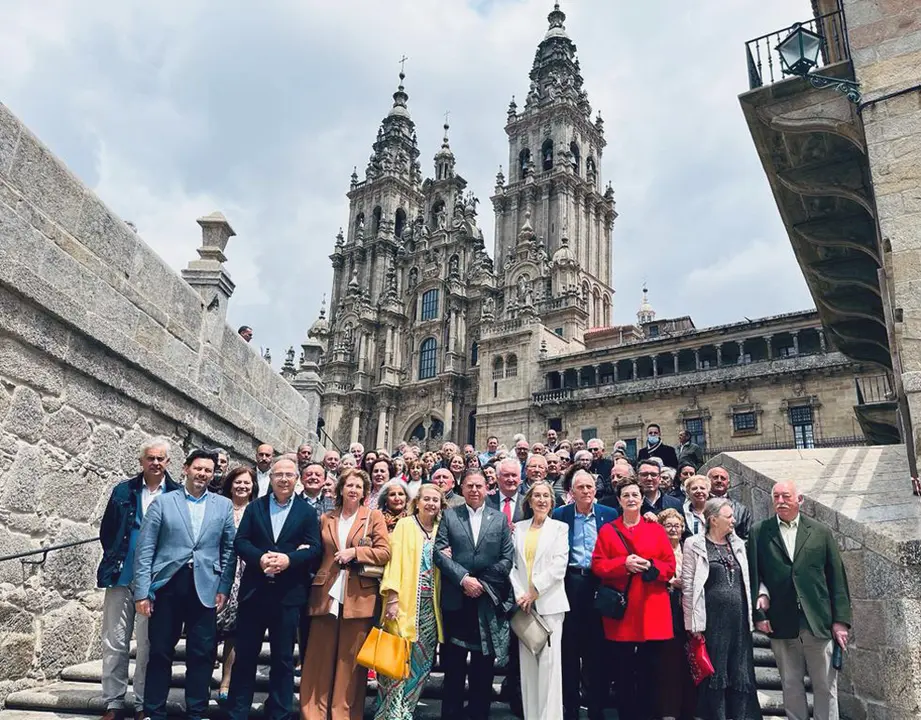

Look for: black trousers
[500,629,523,716]
[297,613,312,667]
[561,571,610,720]
[440,641,496,720]
[143,566,217,720]
[227,593,301,720]
[609,640,662,720]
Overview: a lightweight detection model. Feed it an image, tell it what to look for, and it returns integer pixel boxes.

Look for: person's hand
[669,575,683,590]
[832,622,850,650]
[625,554,651,574]
[136,599,153,617]
[688,631,704,641]
[215,593,226,612]
[334,547,357,565]
[440,548,453,559]
[260,553,274,570]
[268,553,291,573]
[756,594,770,612]
[516,594,533,613]
[385,601,399,621]
[643,511,658,523]
[461,576,483,598]
[756,620,773,635]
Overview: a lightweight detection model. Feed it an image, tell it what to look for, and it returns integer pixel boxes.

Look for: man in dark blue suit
[637,459,683,520]
[226,457,321,720]
[552,469,619,720]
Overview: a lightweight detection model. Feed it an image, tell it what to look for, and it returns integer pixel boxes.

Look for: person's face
[576,452,592,469]
[339,454,356,470]
[679,431,690,444]
[240,327,253,342]
[588,442,603,458]
[637,463,660,494]
[557,453,571,469]
[571,474,597,507]
[679,465,696,483]
[710,504,735,537]
[662,516,684,543]
[256,444,274,472]
[442,445,456,461]
[708,468,730,497]
[483,466,498,487]
[546,456,560,475]
[341,476,365,506]
[351,445,364,461]
[462,475,486,508]
[449,455,465,475]
[463,445,476,458]
[618,483,643,514]
[659,472,673,493]
[271,460,297,502]
[525,457,547,482]
[185,457,215,496]
[297,446,312,464]
[140,445,170,481]
[572,439,585,452]
[231,472,254,502]
[324,452,340,473]
[423,456,435,471]
[322,475,335,497]
[688,479,710,505]
[772,483,802,522]
[303,465,325,493]
[409,463,423,481]
[371,461,390,487]
[385,486,408,513]
[611,463,632,484]
[498,464,521,496]
[433,469,454,493]
[487,438,498,452]
[363,453,378,472]
[392,457,405,474]
[531,443,546,456]
[417,487,441,520]
[217,453,229,473]
[528,484,553,518]
[547,429,557,445]
[515,442,529,459]
[647,426,661,440]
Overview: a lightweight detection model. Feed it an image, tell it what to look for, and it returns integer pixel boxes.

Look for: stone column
[592,364,600,385]
[443,396,454,441]
[716,345,723,366]
[672,351,679,374]
[694,348,701,370]
[737,340,745,364]
[632,358,638,379]
[818,328,827,353]
[612,364,619,382]
[764,334,773,360]
[350,414,361,445]
[376,406,388,450]
[791,331,800,356]
[652,356,658,378]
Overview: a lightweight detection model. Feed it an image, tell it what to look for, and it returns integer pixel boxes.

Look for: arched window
[431,199,446,228]
[419,338,437,380]
[506,354,518,378]
[421,288,439,320]
[519,148,531,180]
[541,139,554,171]
[602,295,611,326]
[471,341,479,366]
[492,355,505,380]
[570,141,581,175]
[354,212,365,234]
[394,208,407,238]
[586,157,597,185]
[371,206,382,236]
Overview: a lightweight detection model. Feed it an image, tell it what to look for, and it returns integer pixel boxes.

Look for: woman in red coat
[592,474,676,720]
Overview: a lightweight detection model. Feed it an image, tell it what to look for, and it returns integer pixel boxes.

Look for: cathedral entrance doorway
[406,414,445,450]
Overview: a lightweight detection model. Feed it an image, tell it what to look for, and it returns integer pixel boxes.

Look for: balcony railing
[855,374,895,404]
[532,387,574,405]
[746,9,850,90]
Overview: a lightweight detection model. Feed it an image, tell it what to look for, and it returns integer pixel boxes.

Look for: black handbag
[593,526,635,620]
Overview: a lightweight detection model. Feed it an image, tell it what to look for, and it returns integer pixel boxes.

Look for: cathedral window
[421,289,439,320]
[394,208,407,239]
[542,139,554,171]
[506,354,518,378]
[372,206,382,236]
[519,149,531,180]
[419,337,437,380]
[471,342,479,366]
[570,142,580,175]
[492,356,504,380]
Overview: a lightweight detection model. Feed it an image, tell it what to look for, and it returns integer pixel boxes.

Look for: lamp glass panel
[778,26,823,74]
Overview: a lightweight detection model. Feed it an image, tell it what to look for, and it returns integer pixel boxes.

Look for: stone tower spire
[637,285,656,324]
[434,117,455,181]
[365,70,422,185]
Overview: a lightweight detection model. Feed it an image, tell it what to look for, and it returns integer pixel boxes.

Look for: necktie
[503,497,513,525]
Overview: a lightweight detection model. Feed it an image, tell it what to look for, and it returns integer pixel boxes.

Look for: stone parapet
[710,446,921,719]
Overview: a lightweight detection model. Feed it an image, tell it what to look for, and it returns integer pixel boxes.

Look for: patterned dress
[215,503,247,638]
[374,537,438,720]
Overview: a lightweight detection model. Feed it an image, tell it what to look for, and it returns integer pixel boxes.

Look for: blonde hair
[408,483,447,521]
[657,507,685,530]
[522,479,557,519]
[683,473,711,494]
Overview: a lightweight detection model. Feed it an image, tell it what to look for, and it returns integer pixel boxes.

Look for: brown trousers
[299,614,374,720]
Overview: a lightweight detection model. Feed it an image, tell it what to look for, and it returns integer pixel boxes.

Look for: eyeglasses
[662,523,683,531]
[638,471,660,478]
[271,472,298,481]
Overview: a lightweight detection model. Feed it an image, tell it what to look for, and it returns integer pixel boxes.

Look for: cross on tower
[444,110,451,126]
[398,54,409,74]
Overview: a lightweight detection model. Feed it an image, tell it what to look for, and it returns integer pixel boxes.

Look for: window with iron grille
[421,289,439,320]
[789,405,815,449]
[419,337,437,380]
[732,411,757,432]
[684,417,706,450]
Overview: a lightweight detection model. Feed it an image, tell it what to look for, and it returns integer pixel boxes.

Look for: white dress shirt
[328,511,358,617]
[256,469,271,497]
[466,504,486,545]
[778,513,800,560]
[499,493,519,522]
[141,479,166,514]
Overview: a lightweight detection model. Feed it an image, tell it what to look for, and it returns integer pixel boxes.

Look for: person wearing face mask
[637,423,679,469]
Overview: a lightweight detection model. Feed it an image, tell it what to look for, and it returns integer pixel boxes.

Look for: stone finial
[195,211,236,264]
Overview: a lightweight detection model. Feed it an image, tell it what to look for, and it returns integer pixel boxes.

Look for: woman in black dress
[682,498,762,720]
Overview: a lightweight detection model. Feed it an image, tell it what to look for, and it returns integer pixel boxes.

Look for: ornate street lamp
[776,23,861,103]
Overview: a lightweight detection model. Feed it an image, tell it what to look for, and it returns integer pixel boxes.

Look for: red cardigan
[591,517,676,642]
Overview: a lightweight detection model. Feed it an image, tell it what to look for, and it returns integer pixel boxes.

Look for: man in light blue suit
[134,449,236,720]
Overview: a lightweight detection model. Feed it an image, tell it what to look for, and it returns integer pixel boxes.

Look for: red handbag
[685,634,715,686]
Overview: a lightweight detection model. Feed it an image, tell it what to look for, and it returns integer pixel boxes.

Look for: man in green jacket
[748,481,852,720]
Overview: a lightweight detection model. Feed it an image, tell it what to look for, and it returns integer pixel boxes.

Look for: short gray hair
[497,457,521,475]
[139,436,171,459]
[703,497,732,529]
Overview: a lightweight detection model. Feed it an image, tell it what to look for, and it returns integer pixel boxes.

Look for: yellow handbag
[357,625,411,680]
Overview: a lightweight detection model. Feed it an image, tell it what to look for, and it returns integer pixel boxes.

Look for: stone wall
[0,101,320,701]
[711,446,921,720]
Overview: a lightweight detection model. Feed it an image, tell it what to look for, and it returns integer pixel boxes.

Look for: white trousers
[771,629,838,720]
[101,585,150,711]
[519,612,565,720]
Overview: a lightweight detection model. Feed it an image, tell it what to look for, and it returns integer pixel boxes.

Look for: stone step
[1,681,805,718]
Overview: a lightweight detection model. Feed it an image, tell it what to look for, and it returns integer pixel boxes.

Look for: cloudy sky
[0,0,816,363]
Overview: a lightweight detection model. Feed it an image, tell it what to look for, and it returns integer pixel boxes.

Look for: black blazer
[234,494,321,607]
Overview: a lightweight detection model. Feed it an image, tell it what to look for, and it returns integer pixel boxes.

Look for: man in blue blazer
[134,449,236,720]
[552,469,619,720]
[226,457,321,720]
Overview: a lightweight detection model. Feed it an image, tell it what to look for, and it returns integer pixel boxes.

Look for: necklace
[708,537,736,587]
[415,515,433,541]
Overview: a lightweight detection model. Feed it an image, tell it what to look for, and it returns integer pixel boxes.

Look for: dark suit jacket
[637,443,679,469]
[486,490,526,523]
[434,504,514,613]
[234,494,322,607]
[748,514,851,640]
[552,503,619,563]
[641,492,683,516]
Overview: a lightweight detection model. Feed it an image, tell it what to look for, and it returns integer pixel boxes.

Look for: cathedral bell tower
[490,2,617,333]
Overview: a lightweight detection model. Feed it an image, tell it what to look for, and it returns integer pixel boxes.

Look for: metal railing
[703,435,866,461]
[0,537,97,567]
[746,9,850,90]
[855,374,895,404]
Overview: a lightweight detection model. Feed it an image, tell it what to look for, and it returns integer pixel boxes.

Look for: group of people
[96,426,852,720]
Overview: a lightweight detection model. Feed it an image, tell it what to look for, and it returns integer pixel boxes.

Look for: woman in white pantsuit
[511,480,571,720]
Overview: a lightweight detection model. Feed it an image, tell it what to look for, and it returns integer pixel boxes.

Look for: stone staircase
[1,633,808,719]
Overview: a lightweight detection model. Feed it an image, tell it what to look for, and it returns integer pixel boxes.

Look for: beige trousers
[771,629,838,720]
